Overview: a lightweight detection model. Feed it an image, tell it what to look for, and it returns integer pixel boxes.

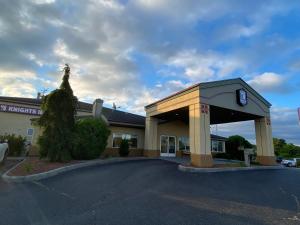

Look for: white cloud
[54,39,79,60]
[0,70,37,97]
[167,49,243,82]
[215,107,300,145]
[0,0,299,120]
[248,72,289,93]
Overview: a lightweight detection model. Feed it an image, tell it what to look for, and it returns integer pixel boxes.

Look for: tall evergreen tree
[37,64,78,162]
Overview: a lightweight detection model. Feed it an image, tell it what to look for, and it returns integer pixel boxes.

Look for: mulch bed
[213,163,245,168]
[0,159,23,175]
[182,162,246,168]
[8,157,82,176]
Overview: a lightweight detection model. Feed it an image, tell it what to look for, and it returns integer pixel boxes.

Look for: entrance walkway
[160,157,244,165]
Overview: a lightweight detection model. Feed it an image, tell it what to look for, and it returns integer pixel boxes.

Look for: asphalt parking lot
[0,159,300,225]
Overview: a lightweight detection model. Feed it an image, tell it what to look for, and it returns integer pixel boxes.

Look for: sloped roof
[146,77,271,108]
[0,96,145,127]
[211,134,227,141]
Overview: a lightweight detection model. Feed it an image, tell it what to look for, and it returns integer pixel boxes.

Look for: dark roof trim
[145,83,200,108]
[0,96,92,111]
[211,134,227,141]
[109,122,145,129]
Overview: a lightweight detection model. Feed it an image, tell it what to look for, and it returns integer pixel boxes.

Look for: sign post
[238,146,254,167]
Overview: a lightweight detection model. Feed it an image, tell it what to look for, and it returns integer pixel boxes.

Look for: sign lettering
[0,104,42,116]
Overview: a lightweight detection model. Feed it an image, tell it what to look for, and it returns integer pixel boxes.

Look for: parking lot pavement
[0,159,300,225]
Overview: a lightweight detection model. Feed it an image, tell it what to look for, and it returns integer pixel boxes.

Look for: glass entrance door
[160,135,176,157]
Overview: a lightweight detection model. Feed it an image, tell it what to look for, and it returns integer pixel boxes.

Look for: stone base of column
[191,153,213,168]
[256,156,276,165]
[143,150,160,157]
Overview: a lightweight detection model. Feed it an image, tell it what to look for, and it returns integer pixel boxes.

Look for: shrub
[213,152,230,159]
[0,134,26,156]
[72,118,110,160]
[297,159,300,168]
[119,139,129,157]
[225,135,253,160]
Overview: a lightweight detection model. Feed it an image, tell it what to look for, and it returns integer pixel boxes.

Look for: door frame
[160,135,176,157]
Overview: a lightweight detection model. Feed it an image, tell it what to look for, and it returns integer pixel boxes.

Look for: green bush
[119,139,129,157]
[297,159,300,168]
[72,118,110,160]
[213,152,231,159]
[225,135,253,160]
[0,134,26,156]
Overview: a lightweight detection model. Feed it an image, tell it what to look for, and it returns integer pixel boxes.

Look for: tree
[37,64,78,162]
[225,135,253,160]
[273,138,286,156]
[272,137,300,158]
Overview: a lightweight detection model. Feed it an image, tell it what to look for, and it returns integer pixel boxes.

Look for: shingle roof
[102,108,145,127]
[211,134,227,141]
[0,96,145,127]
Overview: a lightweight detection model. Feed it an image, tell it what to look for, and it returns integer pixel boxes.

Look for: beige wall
[0,111,39,142]
[157,120,188,151]
[0,101,40,143]
[0,100,93,145]
[107,125,145,149]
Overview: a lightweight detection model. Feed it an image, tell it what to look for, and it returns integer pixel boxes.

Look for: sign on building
[0,104,42,116]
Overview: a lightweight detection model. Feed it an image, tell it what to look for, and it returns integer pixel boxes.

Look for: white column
[144,116,159,157]
[255,116,276,165]
[189,103,213,167]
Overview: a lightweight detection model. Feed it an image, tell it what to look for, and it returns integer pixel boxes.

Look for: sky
[0,0,299,145]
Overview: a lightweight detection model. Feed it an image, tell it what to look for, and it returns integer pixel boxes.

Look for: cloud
[215,107,300,145]
[0,0,299,120]
[167,49,244,82]
[247,72,291,93]
[0,70,37,97]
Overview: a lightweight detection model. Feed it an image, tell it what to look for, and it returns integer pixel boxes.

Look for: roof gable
[199,78,271,107]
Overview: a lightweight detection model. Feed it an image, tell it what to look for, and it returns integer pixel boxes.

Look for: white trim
[160,135,176,157]
[112,133,138,149]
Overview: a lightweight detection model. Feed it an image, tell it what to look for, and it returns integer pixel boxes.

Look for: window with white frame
[211,140,224,152]
[178,136,190,152]
[112,133,138,149]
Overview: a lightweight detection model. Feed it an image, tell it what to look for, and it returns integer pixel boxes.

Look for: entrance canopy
[144,78,275,167]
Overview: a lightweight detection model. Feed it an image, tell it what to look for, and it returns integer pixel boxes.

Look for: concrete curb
[178,164,286,173]
[2,157,154,182]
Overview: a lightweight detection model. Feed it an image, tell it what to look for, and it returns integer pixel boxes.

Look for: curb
[2,157,154,182]
[178,164,286,173]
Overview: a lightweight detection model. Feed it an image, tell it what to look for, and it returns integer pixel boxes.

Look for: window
[211,140,218,152]
[112,133,138,149]
[27,128,34,136]
[211,140,224,152]
[218,141,223,152]
[179,136,189,152]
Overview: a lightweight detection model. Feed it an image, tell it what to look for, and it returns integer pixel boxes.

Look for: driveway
[0,159,300,225]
